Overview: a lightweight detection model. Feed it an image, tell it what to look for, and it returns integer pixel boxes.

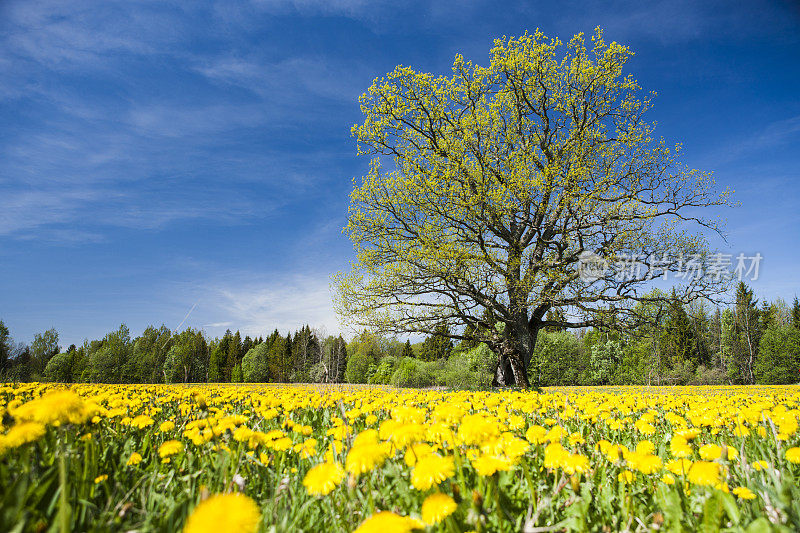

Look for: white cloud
[183,272,342,339]
[194,55,368,103]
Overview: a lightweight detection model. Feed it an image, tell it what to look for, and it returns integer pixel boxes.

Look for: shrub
[690,364,728,385]
[242,343,270,382]
[439,344,494,389]
[43,352,73,383]
[755,326,800,385]
[389,357,437,387]
[532,331,587,386]
[345,348,377,384]
[368,357,397,384]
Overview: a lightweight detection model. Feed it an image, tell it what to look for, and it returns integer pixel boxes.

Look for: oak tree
[334,29,730,387]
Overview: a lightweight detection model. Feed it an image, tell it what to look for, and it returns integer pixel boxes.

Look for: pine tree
[242,336,254,356]
[663,295,700,368]
[792,297,800,330]
[401,340,414,359]
[420,322,454,361]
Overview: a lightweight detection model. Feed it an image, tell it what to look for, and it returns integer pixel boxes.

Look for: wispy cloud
[179,271,342,338]
[0,0,358,243]
[194,55,369,104]
[702,114,800,167]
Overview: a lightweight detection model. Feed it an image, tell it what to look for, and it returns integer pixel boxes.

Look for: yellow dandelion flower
[421,492,457,525]
[2,422,46,450]
[732,487,756,500]
[183,493,261,533]
[411,454,454,490]
[543,442,568,470]
[354,511,423,533]
[404,443,433,467]
[303,462,344,496]
[666,459,693,476]
[471,454,512,477]
[687,461,721,487]
[568,432,585,446]
[618,470,635,483]
[635,441,655,455]
[159,440,183,458]
[785,447,800,464]
[346,442,390,476]
[126,452,143,466]
[130,415,155,430]
[159,421,175,433]
[12,390,88,426]
[525,425,547,444]
[94,474,108,484]
[562,454,590,475]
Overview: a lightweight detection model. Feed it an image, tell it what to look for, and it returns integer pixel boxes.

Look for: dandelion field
[2,384,800,532]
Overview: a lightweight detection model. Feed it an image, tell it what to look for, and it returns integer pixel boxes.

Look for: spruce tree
[420,322,454,361]
[401,340,414,359]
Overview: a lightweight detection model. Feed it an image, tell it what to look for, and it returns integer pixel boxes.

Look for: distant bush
[345,348,377,384]
[368,357,397,385]
[43,352,73,383]
[438,344,494,389]
[390,357,436,387]
[690,364,728,385]
[660,359,696,386]
[530,331,588,386]
[242,343,270,382]
[755,326,800,385]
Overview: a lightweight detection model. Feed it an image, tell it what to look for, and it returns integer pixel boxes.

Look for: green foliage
[43,351,73,383]
[84,325,131,383]
[401,340,414,359]
[589,340,623,385]
[419,323,453,362]
[344,347,376,384]
[162,329,208,384]
[611,338,651,385]
[439,343,495,389]
[123,326,172,383]
[231,363,243,383]
[30,328,59,378]
[389,357,436,387]
[368,357,397,385]
[242,343,270,383]
[0,320,11,377]
[792,297,800,330]
[755,325,800,385]
[530,331,588,386]
[208,345,225,383]
[663,296,705,367]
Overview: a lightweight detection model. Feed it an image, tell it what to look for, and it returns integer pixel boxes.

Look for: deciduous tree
[334,29,729,387]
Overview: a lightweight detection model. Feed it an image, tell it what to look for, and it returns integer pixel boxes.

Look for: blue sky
[1,0,799,347]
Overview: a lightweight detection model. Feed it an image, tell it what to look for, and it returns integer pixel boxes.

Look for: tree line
[1,282,798,387]
[0,324,348,385]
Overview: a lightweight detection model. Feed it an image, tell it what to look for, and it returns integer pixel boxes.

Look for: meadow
[1,383,799,532]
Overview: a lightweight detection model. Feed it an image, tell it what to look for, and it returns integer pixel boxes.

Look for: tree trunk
[492,318,537,389]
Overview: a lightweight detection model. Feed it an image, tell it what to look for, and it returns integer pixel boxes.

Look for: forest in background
[2,282,799,388]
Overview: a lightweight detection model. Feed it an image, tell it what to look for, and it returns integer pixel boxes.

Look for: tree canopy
[334,29,730,387]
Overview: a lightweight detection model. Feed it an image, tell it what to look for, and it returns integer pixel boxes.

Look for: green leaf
[655,485,684,533]
[719,491,740,525]
[701,491,724,533]
[744,517,772,533]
